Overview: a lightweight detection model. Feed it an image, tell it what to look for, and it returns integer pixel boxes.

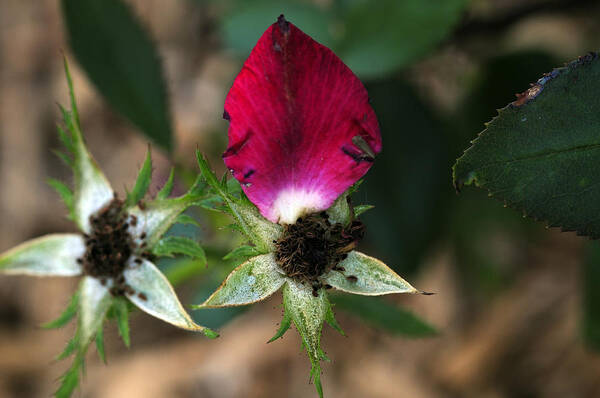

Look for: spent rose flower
[0,59,215,397]
[195,16,421,397]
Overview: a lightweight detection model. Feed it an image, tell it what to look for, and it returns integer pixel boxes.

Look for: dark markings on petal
[243,169,255,179]
[223,110,231,121]
[273,41,282,52]
[222,130,252,158]
[277,14,290,34]
[342,146,374,163]
[352,135,376,159]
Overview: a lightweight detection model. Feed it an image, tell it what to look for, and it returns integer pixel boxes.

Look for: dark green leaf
[337,0,467,79]
[222,0,333,55]
[43,291,79,329]
[153,236,207,263]
[358,79,450,275]
[126,148,152,207]
[454,53,600,238]
[330,294,437,337]
[62,0,173,150]
[583,241,600,351]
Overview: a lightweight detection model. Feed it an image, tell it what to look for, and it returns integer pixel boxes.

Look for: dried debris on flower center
[79,197,151,299]
[274,212,365,294]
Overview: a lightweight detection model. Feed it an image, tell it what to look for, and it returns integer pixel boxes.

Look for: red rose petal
[223,15,381,224]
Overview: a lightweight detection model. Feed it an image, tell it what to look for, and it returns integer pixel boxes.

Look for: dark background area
[1,0,600,397]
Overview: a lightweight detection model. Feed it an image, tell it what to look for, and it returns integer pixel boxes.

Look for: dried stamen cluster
[274,212,365,291]
[80,198,146,297]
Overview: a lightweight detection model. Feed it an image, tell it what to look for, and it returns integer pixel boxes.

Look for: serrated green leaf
[323,251,418,296]
[153,236,206,263]
[53,149,74,168]
[56,336,78,361]
[55,353,83,398]
[330,294,437,337]
[453,53,600,238]
[0,234,84,276]
[338,0,467,79]
[113,297,131,347]
[123,258,216,337]
[268,306,292,343]
[126,148,152,207]
[57,124,75,155]
[95,324,106,364]
[222,245,261,261]
[324,303,345,336]
[196,253,285,308]
[175,214,201,227]
[48,178,75,220]
[283,280,329,398]
[43,291,79,329]
[354,204,374,217]
[62,0,173,151]
[156,168,175,200]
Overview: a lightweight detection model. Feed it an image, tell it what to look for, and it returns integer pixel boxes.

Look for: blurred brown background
[2,0,600,397]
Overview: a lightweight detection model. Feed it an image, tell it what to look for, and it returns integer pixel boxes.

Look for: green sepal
[156,168,175,200]
[323,251,418,296]
[268,306,292,343]
[152,236,206,263]
[196,152,282,252]
[283,280,330,398]
[47,178,75,221]
[222,245,262,261]
[59,57,115,234]
[123,258,215,335]
[43,291,79,329]
[79,276,112,351]
[195,253,285,308]
[0,234,84,276]
[95,323,106,364]
[127,177,207,248]
[354,204,374,217]
[327,191,352,226]
[125,147,152,207]
[175,214,201,227]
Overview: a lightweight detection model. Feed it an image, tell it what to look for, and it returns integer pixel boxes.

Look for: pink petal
[223,15,381,224]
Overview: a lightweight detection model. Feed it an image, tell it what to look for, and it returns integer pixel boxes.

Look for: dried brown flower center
[81,198,135,294]
[274,212,364,286]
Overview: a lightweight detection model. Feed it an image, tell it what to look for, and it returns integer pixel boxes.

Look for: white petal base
[272,187,326,224]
